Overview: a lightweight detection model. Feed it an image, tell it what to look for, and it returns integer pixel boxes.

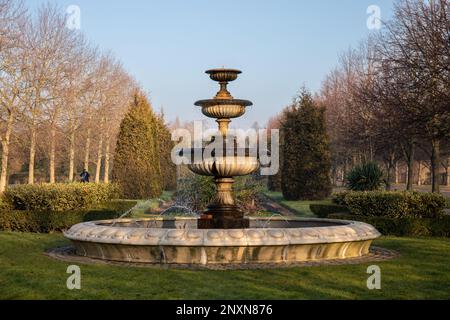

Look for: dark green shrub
[309,204,349,218]
[3,183,121,211]
[156,115,177,191]
[342,191,445,218]
[280,90,332,201]
[331,191,350,205]
[328,213,450,238]
[175,174,216,213]
[0,200,137,233]
[234,175,264,213]
[0,196,11,210]
[267,172,282,192]
[346,162,384,191]
[175,173,263,214]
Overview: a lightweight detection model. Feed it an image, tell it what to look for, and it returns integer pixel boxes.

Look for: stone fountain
[190,68,257,230]
[63,69,381,266]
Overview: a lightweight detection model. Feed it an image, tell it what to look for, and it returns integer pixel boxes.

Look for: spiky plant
[345,162,384,191]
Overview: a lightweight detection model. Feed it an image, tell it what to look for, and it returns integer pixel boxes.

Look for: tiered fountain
[189,69,257,229]
[63,69,380,266]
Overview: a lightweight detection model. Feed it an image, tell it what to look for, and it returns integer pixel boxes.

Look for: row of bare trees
[319,0,449,192]
[0,1,138,192]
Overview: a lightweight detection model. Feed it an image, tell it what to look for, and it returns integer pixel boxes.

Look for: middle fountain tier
[188,68,259,229]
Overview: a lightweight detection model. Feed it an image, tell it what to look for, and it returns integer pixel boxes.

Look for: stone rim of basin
[64,217,381,246]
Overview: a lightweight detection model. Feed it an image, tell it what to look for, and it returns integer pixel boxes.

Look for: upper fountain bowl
[206,69,242,83]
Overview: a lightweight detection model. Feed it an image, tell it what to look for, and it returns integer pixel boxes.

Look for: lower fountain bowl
[188,156,259,177]
[63,217,381,265]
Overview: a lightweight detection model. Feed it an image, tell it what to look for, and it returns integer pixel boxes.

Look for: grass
[265,191,332,217]
[0,232,449,299]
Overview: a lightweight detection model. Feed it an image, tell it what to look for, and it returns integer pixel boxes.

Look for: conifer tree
[156,111,177,191]
[112,93,162,199]
[281,90,332,200]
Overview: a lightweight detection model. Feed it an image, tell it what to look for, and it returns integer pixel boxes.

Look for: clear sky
[25,0,394,127]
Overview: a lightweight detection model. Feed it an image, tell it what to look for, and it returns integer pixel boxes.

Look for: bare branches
[0,2,138,187]
[320,0,450,190]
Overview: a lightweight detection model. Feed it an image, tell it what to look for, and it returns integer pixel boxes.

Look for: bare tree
[379,0,450,192]
[20,4,73,184]
[43,16,89,183]
[320,0,449,192]
[0,0,26,191]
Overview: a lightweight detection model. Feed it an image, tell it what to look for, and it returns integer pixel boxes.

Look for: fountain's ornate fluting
[188,69,258,229]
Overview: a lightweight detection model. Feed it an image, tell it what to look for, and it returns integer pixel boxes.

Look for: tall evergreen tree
[156,111,177,191]
[112,93,162,199]
[281,90,332,200]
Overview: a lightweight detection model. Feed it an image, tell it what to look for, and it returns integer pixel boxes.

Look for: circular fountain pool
[63,217,380,265]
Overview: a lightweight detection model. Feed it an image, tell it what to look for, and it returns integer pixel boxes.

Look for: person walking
[80,169,90,183]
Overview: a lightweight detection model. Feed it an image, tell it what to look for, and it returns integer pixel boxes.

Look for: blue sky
[25,0,394,127]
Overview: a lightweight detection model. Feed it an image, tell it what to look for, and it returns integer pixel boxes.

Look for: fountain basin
[63,217,381,265]
[206,68,242,82]
[195,99,253,119]
[188,156,259,177]
[201,103,246,119]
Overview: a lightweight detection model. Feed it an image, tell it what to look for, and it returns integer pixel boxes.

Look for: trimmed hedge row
[0,200,137,233]
[328,213,450,238]
[2,183,121,211]
[309,204,349,218]
[332,191,445,218]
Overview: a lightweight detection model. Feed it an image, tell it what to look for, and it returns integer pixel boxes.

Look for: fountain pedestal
[203,178,249,229]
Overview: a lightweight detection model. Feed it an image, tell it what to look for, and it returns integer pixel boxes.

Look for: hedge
[309,204,349,218]
[331,191,350,206]
[2,183,121,212]
[0,200,137,233]
[328,213,450,238]
[331,191,445,218]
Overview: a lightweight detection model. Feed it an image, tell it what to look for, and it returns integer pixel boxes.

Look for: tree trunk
[84,127,91,171]
[385,152,397,191]
[68,129,75,182]
[406,142,415,191]
[0,111,14,192]
[394,162,399,185]
[446,157,450,186]
[95,132,103,183]
[28,123,37,184]
[385,166,392,191]
[103,135,110,183]
[417,161,422,186]
[49,125,56,183]
[430,139,440,193]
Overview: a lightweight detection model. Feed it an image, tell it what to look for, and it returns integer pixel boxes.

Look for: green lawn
[0,232,449,299]
[265,191,332,217]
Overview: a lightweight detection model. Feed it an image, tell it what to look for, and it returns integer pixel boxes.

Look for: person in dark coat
[80,169,90,183]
